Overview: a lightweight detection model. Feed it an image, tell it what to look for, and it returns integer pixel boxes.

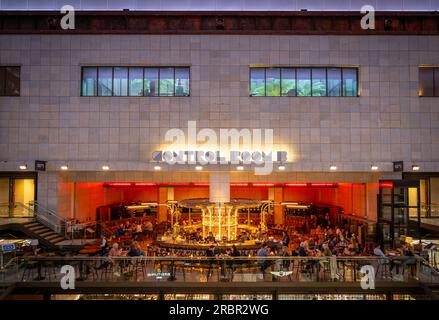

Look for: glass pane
[129,67,144,96]
[327,68,341,97]
[81,67,97,96]
[419,68,434,97]
[159,68,175,96]
[250,68,265,96]
[175,67,190,96]
[98,67,113,96]
[265,68,280,96]
[144,68,159,97]
[113,67,128,96]
[342,68,358,97]
[281,68,296,96]
[5,66,20,96]
[435,68,439,97]
[297,68,311,96]
[0,68,5,96]
[312,68,327,96]
[0,178,9,217]
[13,178,35,217]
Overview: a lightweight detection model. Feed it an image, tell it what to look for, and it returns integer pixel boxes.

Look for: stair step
[53,238,66,244]
[39,231,56,237]
[46,234,62,241]
[24,222,40,227]
[28,226,47,232]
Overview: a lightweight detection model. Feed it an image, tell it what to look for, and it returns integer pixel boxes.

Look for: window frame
[419,66,439,97]
[80,66,190,97]
[249,66,359,98]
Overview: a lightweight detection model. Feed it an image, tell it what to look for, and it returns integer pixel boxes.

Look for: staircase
[21,221,65,247]
[0,201,67,249]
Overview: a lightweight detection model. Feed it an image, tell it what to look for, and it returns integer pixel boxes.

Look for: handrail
[30,201,68,238]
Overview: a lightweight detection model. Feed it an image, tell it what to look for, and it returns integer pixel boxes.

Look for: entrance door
[12,178,35,217]
[378,180,420,249]
[0,174,36,218]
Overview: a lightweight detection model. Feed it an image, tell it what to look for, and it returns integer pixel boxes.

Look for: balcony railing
[1,256,438,286]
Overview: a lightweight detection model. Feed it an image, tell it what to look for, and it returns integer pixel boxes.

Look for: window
[297,68,311,96]
[129,67,143,96]
[81,66,190,97]
[342,68,358,97]
[174,67,190,96]
[113,67,128,96]
[327,68,342,97]
[281,68,296,96]
[250,66,358,97]
[81,67,97,97]
[144,68,159,97]
[0,66,20,96]
[250,68,265,96]
[312,68,327,96]
[419,67,439,97]
[265,68,281,96]
[98,67,113,96]
[159,68,175,97]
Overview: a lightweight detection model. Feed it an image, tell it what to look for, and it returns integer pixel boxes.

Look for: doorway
[0,173,36,218]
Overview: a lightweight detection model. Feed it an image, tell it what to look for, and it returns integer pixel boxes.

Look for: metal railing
[28,201,68,237]
[420,204,439,219]
[1,255,438,285]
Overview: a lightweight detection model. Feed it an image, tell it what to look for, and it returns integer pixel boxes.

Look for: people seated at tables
[206,232,216,243]
[116,224,125,237]
[282,231,290,248]
[98,235,109,256]
[127,242,146,257]
[257,243,271,275]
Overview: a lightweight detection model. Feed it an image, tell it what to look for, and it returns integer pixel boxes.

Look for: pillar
[270,187,284,225]
[157,187,168,223]
[209,173,230,202]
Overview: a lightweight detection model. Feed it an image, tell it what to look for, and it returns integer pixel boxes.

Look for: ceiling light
[330,165,337,171]
[278,165,286,171]
[154,166,161,171]
[412,165,420,171]
[237,166,244,171]
[371,165,378,171]
[19,164,27,170]
[60,165,69,170]
[102,165,110,171]
[195,166,203,171]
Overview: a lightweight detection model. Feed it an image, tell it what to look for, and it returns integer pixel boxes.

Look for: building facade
[0,7,439,246]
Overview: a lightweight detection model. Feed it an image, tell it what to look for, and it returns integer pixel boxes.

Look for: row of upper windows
[1,66,439,98]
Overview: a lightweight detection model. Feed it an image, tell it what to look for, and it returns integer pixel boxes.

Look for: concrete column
[209,173,230,203]
[366,182,379,222]
[157,187,168,223]
[270,187,284,225]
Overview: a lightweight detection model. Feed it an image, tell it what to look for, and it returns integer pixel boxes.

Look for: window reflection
[98,67,113,96]
[281,68,296,96]
[175,68,190,96]
[159,68,175,96]
[129,68,144,96]
[297,68,311,96]
[312,68,327,96]
[113,67,128,96]
[419,67,435,97]
[81,67,97,97]
[265,68,280,96]
[144,68,159,97]
[327,68,341,97]
[342,68,358,97]
[250,69,265,96]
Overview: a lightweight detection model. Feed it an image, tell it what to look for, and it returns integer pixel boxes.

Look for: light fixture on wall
[412,165,420,171]
[154,166,161,171]
[329,165,337,171]
[236,166,244,171]
[19,164,27,170]
[60,165,69,170]
[371,165,379,171]
[102,165,110,171]
[195,166,203,171]
[278,165,286,171]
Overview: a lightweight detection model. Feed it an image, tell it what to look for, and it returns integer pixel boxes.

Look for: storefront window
[98,67,113,96]
[327,67,342,96]
[129,67,144,96]
[342,68,358,97]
